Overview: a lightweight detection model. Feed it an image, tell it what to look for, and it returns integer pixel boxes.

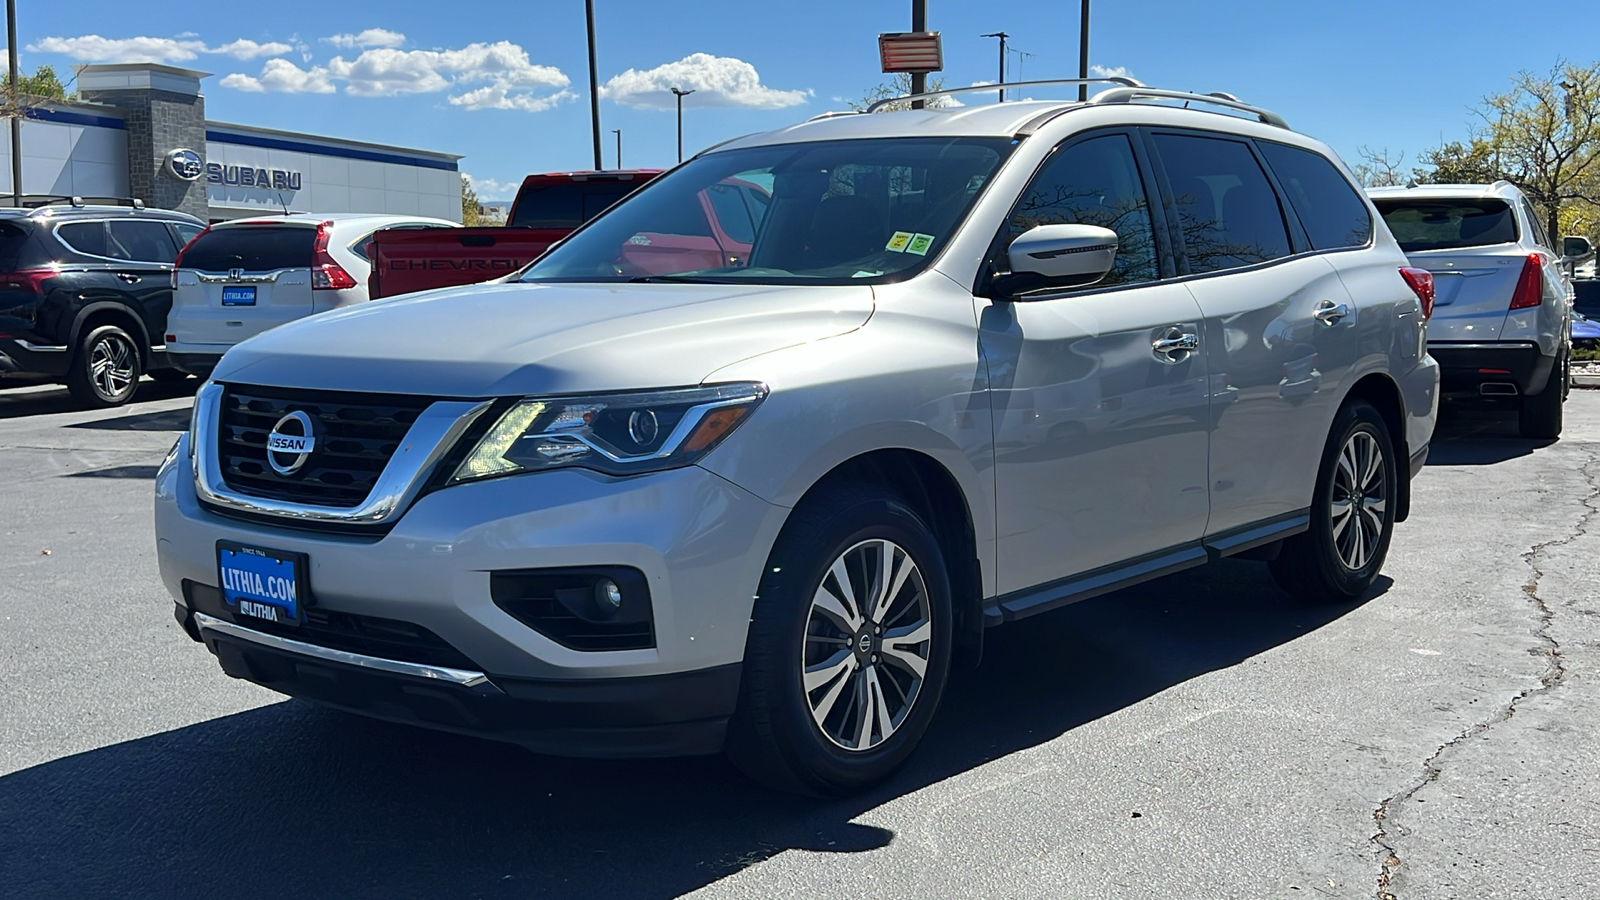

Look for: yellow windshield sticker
[885,231,914,252]
[906,233,935,256]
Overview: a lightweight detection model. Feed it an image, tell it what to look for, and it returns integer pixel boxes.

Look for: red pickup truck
[367,170,661,299]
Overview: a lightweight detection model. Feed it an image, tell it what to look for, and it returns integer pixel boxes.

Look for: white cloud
[220,59,334,94]
[602,53,808,110]
[465,175,521,201]
[211,39,293,60]
[323,28,405,50]
[1090,64,1136,81]
[450,85,575,112]
[28,34,291,64]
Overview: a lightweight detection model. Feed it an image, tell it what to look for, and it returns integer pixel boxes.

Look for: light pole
[585,0,602,170]
[1077,0,1090,101]
[612,129,622,169]
[671,87,694,163]
[981,32,1008,102]
[7,0,19,206]
[910,0,927,109]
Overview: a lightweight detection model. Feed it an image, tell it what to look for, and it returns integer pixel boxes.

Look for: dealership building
[0,63,462,223]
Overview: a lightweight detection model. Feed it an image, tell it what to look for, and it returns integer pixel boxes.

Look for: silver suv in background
[166,213,457,377]
[156,81,1438,795]
[1369,182,1580,438]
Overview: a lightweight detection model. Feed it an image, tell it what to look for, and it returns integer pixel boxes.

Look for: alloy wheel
[1330,431,1387,570]
[89,335,136,399]
[802,538,932,752]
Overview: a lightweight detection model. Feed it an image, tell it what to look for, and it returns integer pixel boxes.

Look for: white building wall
[0,117,128,199]
[206,133,461,222]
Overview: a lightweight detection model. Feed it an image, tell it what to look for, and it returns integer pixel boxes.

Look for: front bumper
[1428,341,1556,395]
[155,434,790,752]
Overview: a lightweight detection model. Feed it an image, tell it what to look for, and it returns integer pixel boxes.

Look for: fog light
[596,578,623,613]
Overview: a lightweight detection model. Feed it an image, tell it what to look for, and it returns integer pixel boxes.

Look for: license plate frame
[220,286,257,306]
[216,541,308,626]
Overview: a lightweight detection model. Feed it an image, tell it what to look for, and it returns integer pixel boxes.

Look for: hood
[211,281,875,396]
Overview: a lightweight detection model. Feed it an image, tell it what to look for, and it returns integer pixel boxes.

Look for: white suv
[155,81,1439,795]
[1369,182,1578,438]
[166,213,457,377]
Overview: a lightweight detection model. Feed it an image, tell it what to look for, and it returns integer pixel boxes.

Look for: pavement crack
[1370,448,1599,900]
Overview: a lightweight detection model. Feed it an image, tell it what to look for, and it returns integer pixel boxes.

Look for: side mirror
[995,224,1118,299]
[1561,235,1593,262]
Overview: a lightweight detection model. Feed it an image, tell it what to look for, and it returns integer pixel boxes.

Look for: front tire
[1270,400,1397,603]
[1519,352,1565,440]
[66,325,142,408]
[726,483,953,796]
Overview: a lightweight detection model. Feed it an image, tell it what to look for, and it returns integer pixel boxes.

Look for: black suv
[0,203,206,407]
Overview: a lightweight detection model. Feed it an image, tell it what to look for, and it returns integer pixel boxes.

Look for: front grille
[185,580,481,671]
[217,384,433,507]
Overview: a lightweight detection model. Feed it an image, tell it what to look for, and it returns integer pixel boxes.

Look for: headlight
[450,382,768,483]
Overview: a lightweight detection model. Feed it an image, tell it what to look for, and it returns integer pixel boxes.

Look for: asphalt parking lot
[2,380,1597,900]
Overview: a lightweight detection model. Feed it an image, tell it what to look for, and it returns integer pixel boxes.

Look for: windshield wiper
[625,274,727,284]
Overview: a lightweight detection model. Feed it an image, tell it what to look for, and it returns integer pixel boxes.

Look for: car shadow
[0,377,198,420]
[1425,398,1553,466]
[0,559,1380,900]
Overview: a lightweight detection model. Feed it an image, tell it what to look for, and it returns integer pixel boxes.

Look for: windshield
[1373,198,1518,253]
[518,137,1014,285]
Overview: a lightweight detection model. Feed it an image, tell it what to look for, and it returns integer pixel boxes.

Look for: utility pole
[981,32,1008,102]
[1078,0,1090,101]
[586,0,602,170]
[671,87,694,163]
[612,129,622,169]
[7,0,20,206]
[910,0,928,109]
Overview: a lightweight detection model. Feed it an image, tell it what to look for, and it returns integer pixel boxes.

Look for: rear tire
[726,483,953,796]
[66,325,142,408]
[1519,352,1566,440]
[1270,400,1397,604]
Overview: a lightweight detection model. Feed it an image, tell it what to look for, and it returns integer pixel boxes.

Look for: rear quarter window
[510,182,638,228]
[1258,142,1373,250]
[0,221,37,269]
[1372,199,1518,252]
[179,226,316,271]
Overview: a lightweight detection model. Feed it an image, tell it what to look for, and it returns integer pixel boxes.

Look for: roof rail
[863,76,1143,114]
[1089,87,1289,129]
[0,195,150,210]
[805,110,860,123]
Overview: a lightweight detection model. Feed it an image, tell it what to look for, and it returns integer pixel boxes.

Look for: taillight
[1399,266,1435,319]
[312,221,356,290]
[1509,253,1544,310]
[172,225,209,290]
[0,270,56,295]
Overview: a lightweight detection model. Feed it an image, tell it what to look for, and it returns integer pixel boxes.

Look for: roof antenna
[274,192,290,215]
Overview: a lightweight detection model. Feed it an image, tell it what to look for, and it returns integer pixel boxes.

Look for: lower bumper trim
[194,612,490,688]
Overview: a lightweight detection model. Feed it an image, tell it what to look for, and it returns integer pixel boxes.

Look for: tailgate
[368,228,561,298]
[1409,250,1523,342]
[170,270,315,345]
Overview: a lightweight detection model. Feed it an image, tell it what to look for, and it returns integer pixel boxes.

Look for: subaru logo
[266,410,318,476]
[165,148,204,182]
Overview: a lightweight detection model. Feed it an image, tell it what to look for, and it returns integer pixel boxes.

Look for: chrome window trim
[193,612,489,687]
[192,381,494,525]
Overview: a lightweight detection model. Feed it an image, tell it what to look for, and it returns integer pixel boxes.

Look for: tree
[460,174,483,226]
[1414,136,1500,186]
[15,65,66,100]
[1350,146,1409,188]
[848,73,955,113]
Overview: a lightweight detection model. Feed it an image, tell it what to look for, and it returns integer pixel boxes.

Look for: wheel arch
[796,448,985,671]
[71,302,154,366]
[1344,372,1410,522]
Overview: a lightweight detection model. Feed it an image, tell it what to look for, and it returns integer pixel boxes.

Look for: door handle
[1314,300,1350,325]
[1151,332,1199,354]
[115,273,142,284]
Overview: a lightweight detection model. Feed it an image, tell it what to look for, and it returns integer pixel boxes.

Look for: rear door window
[57,221,107,257]
[1258,142,1373,250]
[1371,199,1519,252]
[1153,133,1293,274]
[107,220,179,263]
[178,225,316,271]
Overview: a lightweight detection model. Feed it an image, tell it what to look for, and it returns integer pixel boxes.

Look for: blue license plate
[217,542,306,625]
[221,286,256,306]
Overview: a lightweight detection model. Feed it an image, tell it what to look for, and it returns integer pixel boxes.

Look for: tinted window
[1258,142,1372,250]
[178,225,316,271]
[510,182,639,228]
[1004,133,1160,288]
[107,220,179,263]
[171,222,204,249]
[707,181,759,244]
[0,222,33,269]
[1372,199,1518,253]
[57,221,106,257]
[1154,134,1292,273]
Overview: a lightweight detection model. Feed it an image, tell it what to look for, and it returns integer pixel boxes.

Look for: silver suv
[1369,182,1577,438]
[155,81,1439,795]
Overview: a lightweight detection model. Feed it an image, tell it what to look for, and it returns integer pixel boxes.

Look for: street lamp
[586,0,602,170]
[1078,0,1090,101]
[671,87,695,163]
[612,129,622,169]
[980,32,1008,102]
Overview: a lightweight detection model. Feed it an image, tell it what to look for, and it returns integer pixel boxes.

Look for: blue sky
[19,1,1598,200]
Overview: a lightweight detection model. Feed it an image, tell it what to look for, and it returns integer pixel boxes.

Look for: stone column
[76,63,210,219]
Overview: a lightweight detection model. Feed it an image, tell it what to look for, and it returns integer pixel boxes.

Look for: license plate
[217,542,307,625]
[221,286,256,306]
